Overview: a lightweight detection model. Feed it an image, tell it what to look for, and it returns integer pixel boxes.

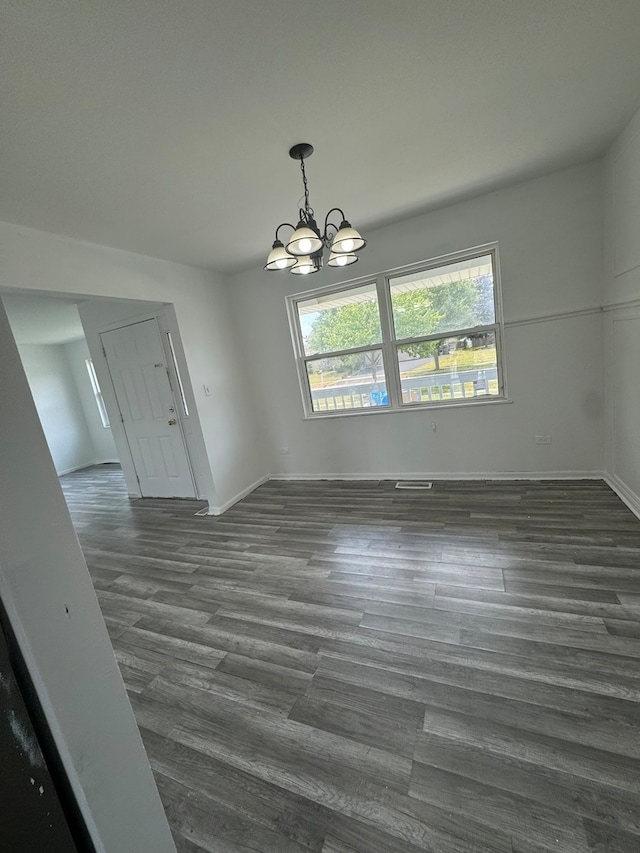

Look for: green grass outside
[401,346,497,378]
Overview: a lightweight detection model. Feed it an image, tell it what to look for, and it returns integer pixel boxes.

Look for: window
[287,245,505,416]
[85,358,110,427]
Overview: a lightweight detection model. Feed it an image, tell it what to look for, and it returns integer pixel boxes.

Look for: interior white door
[101,319,196,498]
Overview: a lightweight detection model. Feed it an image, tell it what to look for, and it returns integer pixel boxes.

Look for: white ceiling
[2,293,86,345]
[1,1,640,274]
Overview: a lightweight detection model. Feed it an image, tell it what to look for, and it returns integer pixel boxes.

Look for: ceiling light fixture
[264,143,366,275]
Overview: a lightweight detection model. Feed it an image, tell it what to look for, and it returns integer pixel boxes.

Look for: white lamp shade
[286,226,323,256]
[327,251,358,268]
[331,224,366,254]
[290,255,318,275]
[264,241,296,271]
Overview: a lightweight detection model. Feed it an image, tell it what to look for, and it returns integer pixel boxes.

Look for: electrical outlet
[203,384,211,397]
[280,446,290,455]
[534,435,551,445]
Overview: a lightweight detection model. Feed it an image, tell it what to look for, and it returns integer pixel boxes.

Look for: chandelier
[264,143,366,275]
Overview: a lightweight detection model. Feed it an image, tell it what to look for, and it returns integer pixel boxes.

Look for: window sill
[302,396,513,420]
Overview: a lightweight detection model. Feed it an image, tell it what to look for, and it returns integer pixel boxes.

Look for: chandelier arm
[322,207,347,242]
[298,207,316,226]
[274,222,297,243]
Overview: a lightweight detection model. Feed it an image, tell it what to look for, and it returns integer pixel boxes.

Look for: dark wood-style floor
[60,465,640,853]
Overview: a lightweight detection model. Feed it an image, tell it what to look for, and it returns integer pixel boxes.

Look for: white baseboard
[206,474,270,516]
[56,459,104,476]
[205,470,618,516]
[269,470,605,482]
[603,472,640,520]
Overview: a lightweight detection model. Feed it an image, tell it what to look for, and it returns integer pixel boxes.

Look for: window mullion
[395,323,498,348]
[302,341,385,362]
[376,274,401,408]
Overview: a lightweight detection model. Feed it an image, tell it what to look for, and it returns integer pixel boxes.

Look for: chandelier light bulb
[331,221,366,255]
[291,255,318,275]
[264,239,296,271]
[328,250,358,268]
[287,223,323,257]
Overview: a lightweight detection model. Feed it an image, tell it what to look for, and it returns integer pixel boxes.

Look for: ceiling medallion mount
[289,142,314,161]
[264,142,366,275]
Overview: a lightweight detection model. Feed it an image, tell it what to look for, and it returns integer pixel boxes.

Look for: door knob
[168,419,177,426]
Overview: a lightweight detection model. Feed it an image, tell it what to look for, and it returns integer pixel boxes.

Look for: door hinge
[102,345,107,358]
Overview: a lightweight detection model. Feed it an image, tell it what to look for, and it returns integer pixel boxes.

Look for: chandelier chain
[299,158,311,215]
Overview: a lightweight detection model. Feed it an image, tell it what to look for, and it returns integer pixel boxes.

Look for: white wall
[0,298,176,853]
[18,342,99,474]
[229,162,604,479]
[64,337,119,463]
[0,223,268,510]
[1,163,606,495]
[603,106,640,515]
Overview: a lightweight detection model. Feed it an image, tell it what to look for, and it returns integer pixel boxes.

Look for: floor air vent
[395,481,433,490]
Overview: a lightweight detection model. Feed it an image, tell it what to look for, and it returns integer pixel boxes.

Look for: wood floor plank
[119,625,227,672]
[582,819,640,853]
[288,692,420,760]
[152,665,301,718]
[412,731,640,834]
[435,582,625,618]
[416,707,640,793]
[410,762,589,853]
[140,724,328,852]
[605,618,640,638]
[457,628,640,680]
[59,465,640,853]
[157,678,412,795]
[155,771,312,853]
[216,652,313,695]
[317,645,640,727]
[171,714,511,853]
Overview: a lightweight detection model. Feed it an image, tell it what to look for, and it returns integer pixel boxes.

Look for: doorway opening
[1,291,212,504]
[100,317,197,499]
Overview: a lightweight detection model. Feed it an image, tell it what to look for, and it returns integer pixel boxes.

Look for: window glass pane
[85,358,110,427]
[305,350,388,412]
[390,253,495,340]
[397,331,499,404]
[297,282,381,356]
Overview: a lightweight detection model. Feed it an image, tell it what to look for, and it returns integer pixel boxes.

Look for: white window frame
[286,243,507,418]
[85,358,111,427]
